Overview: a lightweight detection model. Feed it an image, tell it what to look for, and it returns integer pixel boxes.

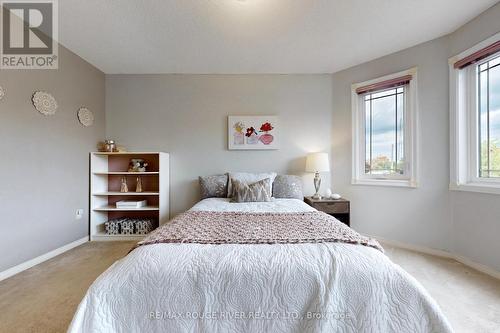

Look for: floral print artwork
[228,116,279,150]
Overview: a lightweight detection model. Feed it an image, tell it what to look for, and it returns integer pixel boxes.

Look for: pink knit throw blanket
[133,211,382,252]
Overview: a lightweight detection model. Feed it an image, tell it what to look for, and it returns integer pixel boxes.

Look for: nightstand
[304,197,350,227]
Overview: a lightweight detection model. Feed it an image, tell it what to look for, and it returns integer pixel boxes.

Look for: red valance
[454,40,500,69]
[355,75,412,95]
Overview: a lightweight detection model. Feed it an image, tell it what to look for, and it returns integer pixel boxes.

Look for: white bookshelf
[90,152,169,241]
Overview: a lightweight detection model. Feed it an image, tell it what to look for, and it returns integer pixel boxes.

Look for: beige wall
[0,45,105,272]
[105,75,333,215]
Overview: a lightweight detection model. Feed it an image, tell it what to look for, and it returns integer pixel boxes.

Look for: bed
[68,198,453,333]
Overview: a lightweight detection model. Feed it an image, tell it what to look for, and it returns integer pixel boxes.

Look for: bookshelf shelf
[93,152,160,155]
[90,152,169,241]
[93,205,160,211]
[93,171,159,175]
[92,191,160,196]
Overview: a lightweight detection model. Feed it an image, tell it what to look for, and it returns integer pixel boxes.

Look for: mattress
[68,198,453,333]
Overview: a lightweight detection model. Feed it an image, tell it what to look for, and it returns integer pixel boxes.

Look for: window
[352,68,418,188]
[450,33,500,194]
[478,56,500,178]
[364,87,405,176]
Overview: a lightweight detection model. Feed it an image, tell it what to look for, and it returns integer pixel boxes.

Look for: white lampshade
[305,152,330,173]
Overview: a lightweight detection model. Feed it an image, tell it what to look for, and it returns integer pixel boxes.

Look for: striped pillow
[231,178,272,203]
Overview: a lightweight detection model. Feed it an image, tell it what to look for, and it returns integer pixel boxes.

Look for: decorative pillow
[227,172,277,197]
[199,174,228,199]
[231,178,272,203]
[273,175,303,199]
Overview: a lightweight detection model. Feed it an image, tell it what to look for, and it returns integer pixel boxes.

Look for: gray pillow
[231,178,272,203]
[272,175,303,199]
[199,174,228,199]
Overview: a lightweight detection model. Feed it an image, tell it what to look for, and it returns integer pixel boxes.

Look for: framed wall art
[228,116,279,150]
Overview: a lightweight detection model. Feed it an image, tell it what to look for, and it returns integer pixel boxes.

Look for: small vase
[120,177,128,193]
[259,133,274,145]
[136,177,143,193]
[104,140,116,152]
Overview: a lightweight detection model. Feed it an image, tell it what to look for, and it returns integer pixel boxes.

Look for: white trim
[373,235,500,280]
[449,182,500,195]
[352,178,417,188]
[373,235,452,257]
[351,67,419,188]
[0,237,88,282]
[449,32,500,195]
[454,254,500,281]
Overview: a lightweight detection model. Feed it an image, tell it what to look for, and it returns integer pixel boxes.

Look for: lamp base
[312,193,322,200]
[312,171,322,200]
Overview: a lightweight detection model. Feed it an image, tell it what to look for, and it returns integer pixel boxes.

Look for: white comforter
[68,199,453,333]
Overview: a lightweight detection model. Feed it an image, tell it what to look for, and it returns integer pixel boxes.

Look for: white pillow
[227,172,277,197]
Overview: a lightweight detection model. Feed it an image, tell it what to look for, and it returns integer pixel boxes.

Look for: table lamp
[305,152,330,200]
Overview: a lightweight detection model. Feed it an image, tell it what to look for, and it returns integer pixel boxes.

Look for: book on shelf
[116,200,147,208]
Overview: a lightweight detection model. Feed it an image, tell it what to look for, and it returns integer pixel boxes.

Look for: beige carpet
[383,244,500,333]
[0,241,499,333]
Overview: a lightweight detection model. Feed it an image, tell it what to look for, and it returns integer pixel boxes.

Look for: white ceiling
[59,0,498,74]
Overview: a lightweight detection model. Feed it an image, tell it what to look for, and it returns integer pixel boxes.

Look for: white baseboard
[374,235,500,280]
[374,236,453,258]
[453,254,500,280]
[0,237,88,282]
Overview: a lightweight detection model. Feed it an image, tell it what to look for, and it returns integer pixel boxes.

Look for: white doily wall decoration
[0,86,5,100]
[77,107,94,127]
[32,91,58,115]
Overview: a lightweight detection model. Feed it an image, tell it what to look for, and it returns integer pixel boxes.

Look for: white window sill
[352,178,418,188]
[449,182,500,195]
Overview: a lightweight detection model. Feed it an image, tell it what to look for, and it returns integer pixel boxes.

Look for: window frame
[450,32,500,195]
[351,68,419,188]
